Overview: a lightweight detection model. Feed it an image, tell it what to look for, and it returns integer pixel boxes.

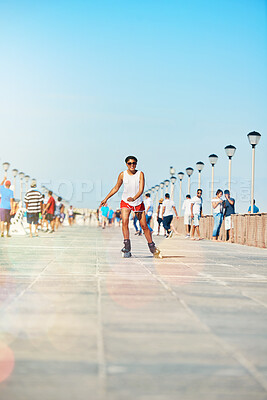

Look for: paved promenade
[0,226,267,400]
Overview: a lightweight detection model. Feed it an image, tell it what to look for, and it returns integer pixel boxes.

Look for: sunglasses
[197,191,202,194]
[127,162,137,165]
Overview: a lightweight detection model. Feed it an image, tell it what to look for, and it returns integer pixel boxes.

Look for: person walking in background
[24,181,43,237]
[54,197,64,231]
[211,189,224,241]
[157,198,164,236]
[182,194,192,238]
[162,193,178,238]
[101,202,109,229]
[0,177,14,237]
[41,194,48,231]
[133,212,142,235]
[144,193,153,233]
[115,209,121,227]
[190,189,203,240]
[223,190,235,242]
[43,191,55,233]
[248,200,259,214]
[68,205,74,225]
[108,208,114,226]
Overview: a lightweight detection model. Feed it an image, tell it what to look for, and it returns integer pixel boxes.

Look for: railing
[172,213,267,249]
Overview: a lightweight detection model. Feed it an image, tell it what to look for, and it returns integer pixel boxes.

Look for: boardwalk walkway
[0,226,267,400]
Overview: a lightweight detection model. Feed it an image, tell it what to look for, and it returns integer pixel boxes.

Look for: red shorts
[120,200,145,212]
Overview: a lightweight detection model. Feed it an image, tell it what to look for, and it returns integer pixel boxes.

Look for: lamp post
[196,161,204,188]
[19,172,25,202]
[31,178,37,188]
[24,175,30,192]
[224,145,236,191]
[2,162,10,178]
[151,186,155,207]
[170,166,176,176]
[247,131,261,214]
[12,169,18,199]
[164,179,170,194]
[160,182,164,198]
[177,172,184,216]
[170,176,177,200]
[155,184,160,206]
[185,167,194,194]
[209,154,218,213]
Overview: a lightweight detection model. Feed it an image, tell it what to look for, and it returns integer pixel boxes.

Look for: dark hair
[48,190,53,195]
[146,193,150,197]
[58,197,62,201]
[216,189,223,196]
[186,194,191,199]
[165,193,170,199]
[197,188,202,193]
[224,189,230,195]
[125,155,138,163]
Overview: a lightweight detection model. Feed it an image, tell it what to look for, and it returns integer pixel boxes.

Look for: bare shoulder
[118,171,124,180]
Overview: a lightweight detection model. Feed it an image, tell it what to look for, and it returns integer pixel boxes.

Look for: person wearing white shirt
[162,193,178,238]
[190,189,203,240]
[182,194,192,238]
[211,189,224,241]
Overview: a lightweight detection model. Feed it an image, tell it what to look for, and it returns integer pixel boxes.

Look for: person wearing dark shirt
[223,190,235,242]
[43,190,55,233]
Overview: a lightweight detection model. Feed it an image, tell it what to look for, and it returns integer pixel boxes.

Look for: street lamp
[177,172,184,216]
[160,182,164,198]
[224,145,236,191]
[209,154,218,213]
[196,161,204,188]
[155,184,160,206]
[12,169,18,199]
[170,176,177,200]
[2,162,10,178]
[185,167,194,194]
[247,131,261,214]
[19,172,25,202]
[164,179,170,194]
[151,186,155,207]
[170,166,176,176]
[31,178,37,188]
[24,175,30,192]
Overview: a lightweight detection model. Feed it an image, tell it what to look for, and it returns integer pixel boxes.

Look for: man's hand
[100,200,106,208]
[191,214,194,220]
[127,197,134,202]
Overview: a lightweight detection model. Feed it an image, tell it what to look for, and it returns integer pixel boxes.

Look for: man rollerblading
[100,156,162,259]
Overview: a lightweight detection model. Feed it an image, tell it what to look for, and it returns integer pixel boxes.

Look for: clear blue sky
[0,0,266,213]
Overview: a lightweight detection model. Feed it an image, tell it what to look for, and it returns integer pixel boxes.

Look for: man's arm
[100,172,123,207]
[43,198,51,214]
[191,202,194,218]
[173,206,179,218]
[10,198,15,214]
[0,177,6,186]
[127,171,145,203]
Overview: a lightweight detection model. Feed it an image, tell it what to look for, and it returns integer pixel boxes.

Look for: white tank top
[121,170,143,206]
